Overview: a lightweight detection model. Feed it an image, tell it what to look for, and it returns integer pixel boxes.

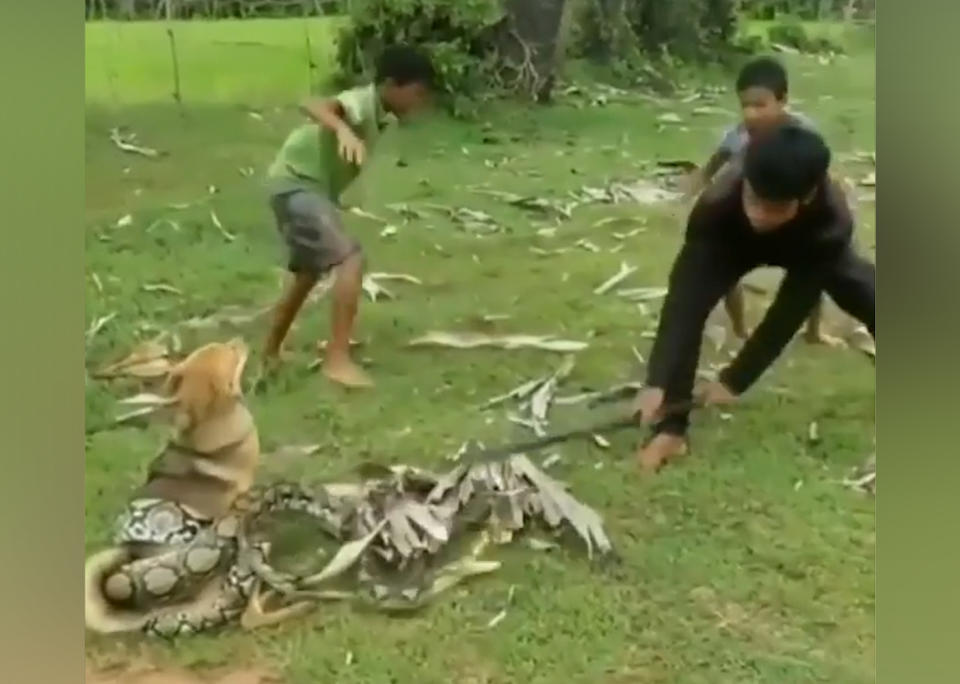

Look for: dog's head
[163,338,250,431]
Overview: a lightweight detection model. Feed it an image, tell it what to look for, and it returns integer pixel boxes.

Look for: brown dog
[135,337,260,520]
[85,338,264,634]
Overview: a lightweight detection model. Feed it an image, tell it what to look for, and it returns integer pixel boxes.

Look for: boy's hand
[694,380,737,407]
[337,126,366,166]
[632,387,665,424]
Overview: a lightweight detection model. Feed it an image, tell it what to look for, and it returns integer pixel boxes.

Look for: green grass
[85,18,345,105]
[85,20,876,684]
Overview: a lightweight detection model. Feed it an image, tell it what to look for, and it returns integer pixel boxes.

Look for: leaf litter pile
[277,453,613,613]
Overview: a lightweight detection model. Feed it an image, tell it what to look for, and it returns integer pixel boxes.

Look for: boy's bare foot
[322,356,373,388]
[636,433,688,473]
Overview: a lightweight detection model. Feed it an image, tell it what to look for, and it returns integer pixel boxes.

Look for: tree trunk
[499,0,569,103]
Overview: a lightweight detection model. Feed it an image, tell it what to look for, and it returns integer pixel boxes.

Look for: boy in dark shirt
[687,56,833,344]
[634,125,875,472]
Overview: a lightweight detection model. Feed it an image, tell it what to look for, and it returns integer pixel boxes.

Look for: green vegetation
[85,18,875,683]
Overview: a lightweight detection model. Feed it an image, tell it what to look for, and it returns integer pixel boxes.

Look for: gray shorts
[270,190,361,275]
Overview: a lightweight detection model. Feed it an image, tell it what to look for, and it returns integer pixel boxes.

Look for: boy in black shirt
[634,125,875,472]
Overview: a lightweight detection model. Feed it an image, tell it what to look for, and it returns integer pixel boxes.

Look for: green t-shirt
[266,84,386,199]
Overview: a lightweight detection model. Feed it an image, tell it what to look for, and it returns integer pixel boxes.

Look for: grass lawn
[85,18,876,684]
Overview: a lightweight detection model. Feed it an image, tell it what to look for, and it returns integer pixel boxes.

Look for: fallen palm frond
[574,180,682,206]
[843,454,876,494]
[594,262,637,295]
[409,332,588,353]
[109,127,165,159]
[92,336,174,380]
[469,188,578,220]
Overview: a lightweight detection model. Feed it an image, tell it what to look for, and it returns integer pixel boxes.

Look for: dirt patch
[85,658,282,684]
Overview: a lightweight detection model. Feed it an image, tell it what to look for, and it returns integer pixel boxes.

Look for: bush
[571,0,739,71]
[334,0,535,116]
[767,16,844,53]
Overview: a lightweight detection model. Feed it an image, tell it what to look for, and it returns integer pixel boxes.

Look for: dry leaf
[109,128,164,158]
[142,283,183,296]
[859,172,876,187]
[482,377,546,409]
[95,338,172,379]
[527,538,559,552]
[300,521,387,587]
[617,286,668,302]
[348,207,389,224]
[592,434,611,449]
[594,262,637,295]
[612,228,646,240]
[210,210,237,242]
[409,332,588,353]
[86,312,117,342]
[808,421,820,444]
[575,239,601,253]
[510,454,612,557]
[361,275,396,302]
[115,214,134,228]
[656,112,683,124]
[486,609,507,629]
[541,454,562,469]
[369,272,422,285]
[380,225,399,238]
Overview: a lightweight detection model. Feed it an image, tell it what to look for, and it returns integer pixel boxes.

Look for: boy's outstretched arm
[300,97,366,166]
[639,238,745,422]
[718,268,825,394]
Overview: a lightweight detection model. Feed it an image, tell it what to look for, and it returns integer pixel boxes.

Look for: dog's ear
[226,342,249,399]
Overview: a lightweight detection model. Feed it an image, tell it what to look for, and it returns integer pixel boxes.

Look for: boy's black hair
[736,56,788,99]
[744,124,830,201]
[375,45,436,88]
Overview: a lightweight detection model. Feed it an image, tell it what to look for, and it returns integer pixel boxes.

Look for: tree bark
[499,0,569,102]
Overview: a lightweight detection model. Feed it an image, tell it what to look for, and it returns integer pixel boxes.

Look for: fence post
[165,0,185,114]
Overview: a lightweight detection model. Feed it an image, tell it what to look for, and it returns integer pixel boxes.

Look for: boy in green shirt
[263,46,435,388]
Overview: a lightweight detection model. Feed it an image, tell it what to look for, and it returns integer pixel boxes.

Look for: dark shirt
[647,172,854,395]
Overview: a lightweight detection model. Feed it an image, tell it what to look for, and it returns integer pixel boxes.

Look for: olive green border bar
[0,0,84,681]
[876,3,959,684]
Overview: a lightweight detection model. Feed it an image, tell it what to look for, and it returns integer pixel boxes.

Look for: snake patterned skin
[97,482,350,638]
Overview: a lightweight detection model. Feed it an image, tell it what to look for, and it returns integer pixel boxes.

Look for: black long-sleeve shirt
[646,171,854,396]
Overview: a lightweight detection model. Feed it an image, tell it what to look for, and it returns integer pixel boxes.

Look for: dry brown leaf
[657,112,683,124]
[409,332,588,353]
[95,338,171,379]
[142,283,183,296]
[527,537,559,552]
[86,312,117,342]
[348,207,390,224]
[300,520,387,587]
[109,128,164,159]
[617,286,668,302]
[210,210,237,242]
[594,262,637,295]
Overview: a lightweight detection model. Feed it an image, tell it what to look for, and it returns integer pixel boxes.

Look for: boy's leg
[724,284,750,339]
[323,250,372,387]
[823,247,875,343]
[638,242,750,471]
[268,190,372,388]
[802,296,844,346]
[264,272,318,362]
